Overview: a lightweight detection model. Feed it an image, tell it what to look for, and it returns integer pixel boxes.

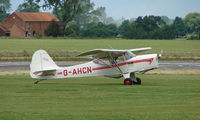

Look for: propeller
[157,50,163,59]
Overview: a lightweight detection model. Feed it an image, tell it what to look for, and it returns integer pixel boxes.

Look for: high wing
[78,47,152,59]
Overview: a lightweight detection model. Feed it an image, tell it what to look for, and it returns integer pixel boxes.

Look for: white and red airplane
[30,47,162,85]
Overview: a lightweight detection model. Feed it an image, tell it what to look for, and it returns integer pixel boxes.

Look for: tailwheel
[124,78,133,85]
[34,81,39,84]
[34,79,46,84]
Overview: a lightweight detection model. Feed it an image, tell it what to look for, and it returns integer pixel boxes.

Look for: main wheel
[136,77,141,85]
[124,78,133,85]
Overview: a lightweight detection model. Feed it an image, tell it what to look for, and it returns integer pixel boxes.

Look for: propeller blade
[157,50,163,58]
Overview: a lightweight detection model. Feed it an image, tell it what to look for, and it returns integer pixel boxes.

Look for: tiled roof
[0,23,9,31]
[15,12,59,22]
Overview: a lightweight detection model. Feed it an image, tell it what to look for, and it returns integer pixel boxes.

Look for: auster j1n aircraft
[30,47,162,85]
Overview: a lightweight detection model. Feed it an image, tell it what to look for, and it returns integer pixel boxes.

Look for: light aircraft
[30,47,162,85]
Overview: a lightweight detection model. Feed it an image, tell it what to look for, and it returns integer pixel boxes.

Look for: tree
[173,17,186,37]
[74,6,112,26]
[0,0,11,22]
[135,16,166,32]
[16,0,40,12]
[45,20,61,37]
[25,0,91,31]
[119,16,176,39]
[81,22,117,38]
[65,21,80,36]
[139,16,168,39]
[161,16,173,25]
[73,0,95,25]
[184,12,200,33]
[119,20,147,39]
[49,0,97,31]
[91,7,113,24]
[118,20,130,35]
[151,25,175,39]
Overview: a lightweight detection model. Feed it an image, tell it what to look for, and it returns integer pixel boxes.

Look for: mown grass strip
[0,74,200,120]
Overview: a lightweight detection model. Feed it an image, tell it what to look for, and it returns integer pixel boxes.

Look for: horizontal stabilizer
[33,69,57,75]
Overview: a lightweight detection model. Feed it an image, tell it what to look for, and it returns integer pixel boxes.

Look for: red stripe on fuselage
[92,58,154,71]
[57,72,62,75]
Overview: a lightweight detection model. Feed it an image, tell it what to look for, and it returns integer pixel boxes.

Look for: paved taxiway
[0,61,199,70]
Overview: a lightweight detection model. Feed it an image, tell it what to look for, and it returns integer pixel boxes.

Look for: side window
[124,51,135,60]
[116,56,124,63]
[93,59,109,65]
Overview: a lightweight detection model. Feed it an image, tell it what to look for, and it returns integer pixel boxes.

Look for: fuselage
[37,54,159,79]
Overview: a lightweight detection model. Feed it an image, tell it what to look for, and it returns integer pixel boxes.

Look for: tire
[136,77,141,85]
[124,78,133,85]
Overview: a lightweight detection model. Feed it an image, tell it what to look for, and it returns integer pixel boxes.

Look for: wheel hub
[125,80,130,85]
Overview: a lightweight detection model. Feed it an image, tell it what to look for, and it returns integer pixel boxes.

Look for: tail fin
[30,50,59,78]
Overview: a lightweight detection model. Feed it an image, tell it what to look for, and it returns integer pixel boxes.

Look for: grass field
[0,38,200,60]
[0,74,200,120]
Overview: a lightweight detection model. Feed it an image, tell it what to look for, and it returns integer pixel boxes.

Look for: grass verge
[0,38,200,61]
[0,74,200,120]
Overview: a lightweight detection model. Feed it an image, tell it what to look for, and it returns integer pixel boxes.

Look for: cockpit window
[93,59,109,65]
[93,51,136,65]
[124,51,136,60]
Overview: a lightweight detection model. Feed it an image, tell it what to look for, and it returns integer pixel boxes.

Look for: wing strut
[94,56,124,74]
[108,52,124,74]
[94,57,119,72]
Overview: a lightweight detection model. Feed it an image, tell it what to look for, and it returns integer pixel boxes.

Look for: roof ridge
[14,12,59,22]
[15,12,52,14]
[0,23,9,31]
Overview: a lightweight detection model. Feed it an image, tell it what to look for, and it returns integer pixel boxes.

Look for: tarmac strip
[0,70,29,76]
[146,69,200,75]
[1,69,200,76]
[0,60,200,70]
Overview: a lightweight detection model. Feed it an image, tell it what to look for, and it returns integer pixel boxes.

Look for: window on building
[5,32,10,36]
[27,23,30,30]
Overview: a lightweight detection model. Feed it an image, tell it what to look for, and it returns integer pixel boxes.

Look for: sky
[10,0,200,19]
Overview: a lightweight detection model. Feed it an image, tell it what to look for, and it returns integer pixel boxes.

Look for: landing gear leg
[130,72,142,85]
[135,77,141,85]
[123,73,142,85]
[123,73,133,85]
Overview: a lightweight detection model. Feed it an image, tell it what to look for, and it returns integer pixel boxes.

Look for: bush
[186,33,200,40]
[45,20,61,37]
[34,33,43,39]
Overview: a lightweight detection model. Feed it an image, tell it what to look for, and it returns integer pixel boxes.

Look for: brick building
[0,12,59,37]
[0,23,10,36]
